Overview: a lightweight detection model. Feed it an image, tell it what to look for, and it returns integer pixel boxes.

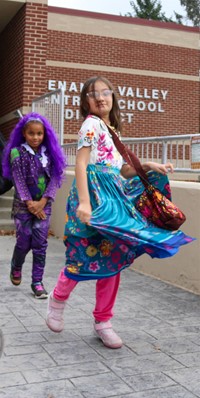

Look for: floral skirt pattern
[64,164,194,281]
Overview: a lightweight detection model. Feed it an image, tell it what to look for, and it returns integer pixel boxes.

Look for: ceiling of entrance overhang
[0,0,25,34]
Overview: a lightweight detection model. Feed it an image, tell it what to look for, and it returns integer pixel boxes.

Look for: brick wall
[46,64,199,139]
[23,2,48,104]
[0,2,48,136]
[46,10,199,139]
[0,7,199,140]
[47,31,197,76]
[0,5,26,118]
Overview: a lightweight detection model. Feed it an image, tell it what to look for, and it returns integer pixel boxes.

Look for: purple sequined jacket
[10,145,57,214]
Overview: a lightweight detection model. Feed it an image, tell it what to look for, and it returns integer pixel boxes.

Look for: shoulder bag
[106,124,186,231]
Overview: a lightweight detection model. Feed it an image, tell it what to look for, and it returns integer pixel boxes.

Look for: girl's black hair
[80,76,122,132]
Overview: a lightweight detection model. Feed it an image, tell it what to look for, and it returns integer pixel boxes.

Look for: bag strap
[105,123,150,187]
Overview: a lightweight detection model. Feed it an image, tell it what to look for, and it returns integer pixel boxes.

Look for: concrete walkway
[1,235,200,398]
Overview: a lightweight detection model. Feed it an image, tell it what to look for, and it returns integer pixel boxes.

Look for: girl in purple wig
[2,112,66,298]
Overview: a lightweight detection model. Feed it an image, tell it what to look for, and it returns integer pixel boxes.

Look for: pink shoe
[46,292,65,333]
[94,321,123,349]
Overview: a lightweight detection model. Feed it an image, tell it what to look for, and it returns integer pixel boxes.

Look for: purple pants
[11,209,51,284]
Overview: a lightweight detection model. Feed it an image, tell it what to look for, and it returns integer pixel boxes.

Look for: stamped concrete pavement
[0,235,200,398]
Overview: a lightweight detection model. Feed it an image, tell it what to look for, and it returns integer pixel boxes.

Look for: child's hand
[26,201,39,215]
[76,202,92,225]
[144,162,174,175]
[36,210,47,220]
[26,201,40,215]
[26,201,46,219]
[26,200,34,211]
[27,198,48,215]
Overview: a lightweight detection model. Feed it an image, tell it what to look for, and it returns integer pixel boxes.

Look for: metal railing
[62,133,200,173]
[32,89,65,145]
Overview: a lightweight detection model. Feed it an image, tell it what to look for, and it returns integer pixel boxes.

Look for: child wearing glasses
[2,113,66,298]
[46,76,194,348]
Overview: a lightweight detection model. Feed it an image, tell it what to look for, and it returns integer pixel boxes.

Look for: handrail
[32,88,65,145]
[122,133,200,142]
[62,133,200,173]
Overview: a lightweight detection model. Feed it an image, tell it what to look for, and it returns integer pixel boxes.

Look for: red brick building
[0,0,199,141]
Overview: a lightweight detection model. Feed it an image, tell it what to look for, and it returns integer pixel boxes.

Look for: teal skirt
[64,164,194,281]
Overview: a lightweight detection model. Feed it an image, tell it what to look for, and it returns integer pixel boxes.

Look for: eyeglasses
[86,89,113,99]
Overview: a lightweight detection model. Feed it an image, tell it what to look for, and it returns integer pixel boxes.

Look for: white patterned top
[77,115,123,170]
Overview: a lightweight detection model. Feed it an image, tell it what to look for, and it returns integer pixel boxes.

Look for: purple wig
[2,112,66,186]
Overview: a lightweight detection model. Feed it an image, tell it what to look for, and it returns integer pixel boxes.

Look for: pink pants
[53,268,120,322]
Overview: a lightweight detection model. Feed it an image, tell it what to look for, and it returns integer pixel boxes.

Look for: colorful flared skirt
[63,164,194,281]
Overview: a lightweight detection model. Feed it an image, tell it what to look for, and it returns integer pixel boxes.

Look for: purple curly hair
[2,112,66,186]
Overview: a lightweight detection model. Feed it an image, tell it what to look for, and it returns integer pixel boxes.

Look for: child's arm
[10,149,32,202]
[121,161,173,179]
[75,146,92,224]
[28,173,58,218]
[42,175,57,202]
[142,161,174,174]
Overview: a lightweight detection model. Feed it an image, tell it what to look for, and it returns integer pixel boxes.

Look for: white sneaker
[94,321,123,349]
[46,292,65,333]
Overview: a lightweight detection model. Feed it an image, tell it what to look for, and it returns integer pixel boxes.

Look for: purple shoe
[10,269,22,286]
[31,282,48,299]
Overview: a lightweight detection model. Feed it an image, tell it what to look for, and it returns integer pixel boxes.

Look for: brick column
[23,2,48,105]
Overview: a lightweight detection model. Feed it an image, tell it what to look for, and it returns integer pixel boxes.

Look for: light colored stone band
[46,60,199,82]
